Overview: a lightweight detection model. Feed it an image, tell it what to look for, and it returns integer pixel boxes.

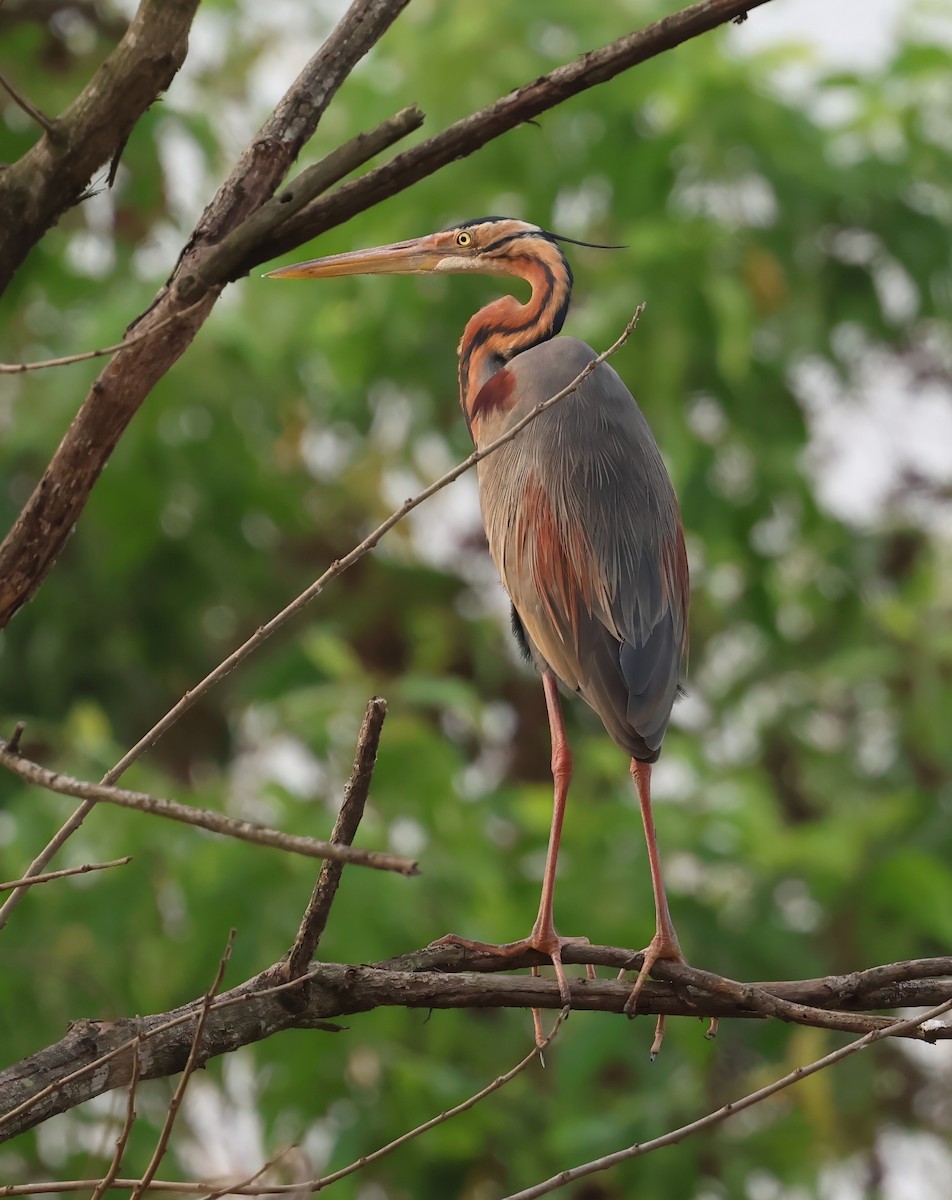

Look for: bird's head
[265,217,566,282]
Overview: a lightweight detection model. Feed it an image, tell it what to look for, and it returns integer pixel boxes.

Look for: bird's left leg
[524,668,591,1002]
[625,757,685,1054]
[431,670,589,1039]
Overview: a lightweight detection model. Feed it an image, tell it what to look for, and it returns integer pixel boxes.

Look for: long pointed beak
[265,236,444,280]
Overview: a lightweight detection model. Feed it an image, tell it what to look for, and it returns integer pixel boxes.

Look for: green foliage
[2,1,952,1195]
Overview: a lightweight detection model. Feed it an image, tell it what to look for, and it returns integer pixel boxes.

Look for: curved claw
[623,931,685,1016]
[623,931,686,1058]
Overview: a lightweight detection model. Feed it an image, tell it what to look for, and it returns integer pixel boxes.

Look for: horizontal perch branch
[2,946,949,1143]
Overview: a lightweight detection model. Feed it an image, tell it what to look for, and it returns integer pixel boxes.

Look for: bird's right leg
[624,757,686,1056]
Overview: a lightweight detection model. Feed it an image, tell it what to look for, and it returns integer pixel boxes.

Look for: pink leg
[625,759,684,1052]
[432,670,589,1041]
[526,670,576,1000]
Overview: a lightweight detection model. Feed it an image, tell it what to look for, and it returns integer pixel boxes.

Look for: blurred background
[1,0,951,1195]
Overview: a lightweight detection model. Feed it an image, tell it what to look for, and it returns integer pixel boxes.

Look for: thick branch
[1,949,949,1144]
[0,0,413,632]
[0,0,200,291]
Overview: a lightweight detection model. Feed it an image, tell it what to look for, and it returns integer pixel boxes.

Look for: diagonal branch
[255,0,774,270]
[104,309,644,790]
[0,0,414,634]
[501,997,952,1200]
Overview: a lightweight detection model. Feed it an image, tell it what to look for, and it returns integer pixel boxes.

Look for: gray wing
[476,337,688,761]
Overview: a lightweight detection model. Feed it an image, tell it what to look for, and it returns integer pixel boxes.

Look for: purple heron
[268,217,689,1040]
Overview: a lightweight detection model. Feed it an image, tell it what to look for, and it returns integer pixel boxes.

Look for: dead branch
[0,732,416,876]
[1,947,949,1145]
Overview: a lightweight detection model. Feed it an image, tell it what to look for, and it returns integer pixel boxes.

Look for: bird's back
[473,337,688,762]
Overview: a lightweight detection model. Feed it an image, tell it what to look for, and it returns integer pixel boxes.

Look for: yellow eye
[456,230,473,247]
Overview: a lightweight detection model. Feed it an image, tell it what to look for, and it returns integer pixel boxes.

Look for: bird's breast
[467,366,516,441]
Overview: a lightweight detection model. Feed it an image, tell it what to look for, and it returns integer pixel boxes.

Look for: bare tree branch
[1,948,949,1146]
[107,311,642,790]
[0,0,201,290]
[284,697,389,987]
[306,1006,570,1193]
[0,733,416,876]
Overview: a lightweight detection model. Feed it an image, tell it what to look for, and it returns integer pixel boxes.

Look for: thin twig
[500,998,952,1200]
[0,1010,570,1198]
[285,697,388,985]
[0,800,98,931]
[198,1144,299,1200]
[0,296,216,375]
[0,736,415,875]
[90,1035,141,1200]
[0,69,55,133]
[131,932,235,1199]
[305,1006,570,1192]
[0,856,132,892]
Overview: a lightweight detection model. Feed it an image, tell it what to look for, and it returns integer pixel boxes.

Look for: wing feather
[476,337,688,761]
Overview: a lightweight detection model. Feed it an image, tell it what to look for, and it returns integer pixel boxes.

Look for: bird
[267,217,689,1046]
